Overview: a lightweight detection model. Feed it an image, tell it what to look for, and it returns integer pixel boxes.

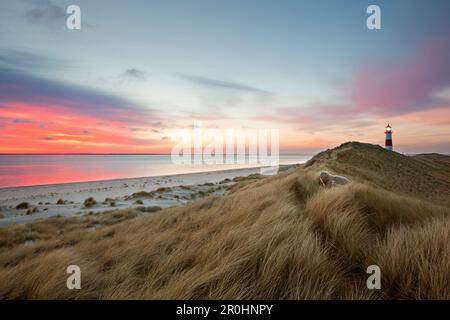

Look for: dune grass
[15,202,29,210]
[0,142,448,299]
[83,197,97,208]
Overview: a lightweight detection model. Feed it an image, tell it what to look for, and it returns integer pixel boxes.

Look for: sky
[0,0,449,154]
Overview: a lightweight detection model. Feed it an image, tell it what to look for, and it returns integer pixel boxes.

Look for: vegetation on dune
[306,141,450,206]
[83,197,97,208]
[26,207,38,215]
[232,173,264,182]
[127,188,170,200]
[15,202,29,210]
[135,206,162,213]
[0,142,449,299]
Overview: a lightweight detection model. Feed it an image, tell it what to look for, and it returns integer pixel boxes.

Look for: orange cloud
[0,101,171,153]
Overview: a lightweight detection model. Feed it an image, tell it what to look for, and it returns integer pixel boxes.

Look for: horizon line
[0,152,313,155]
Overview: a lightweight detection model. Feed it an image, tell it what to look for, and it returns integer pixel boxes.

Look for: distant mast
[385,124,393,151]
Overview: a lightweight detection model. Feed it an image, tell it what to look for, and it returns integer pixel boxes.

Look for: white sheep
[319,171,349,187]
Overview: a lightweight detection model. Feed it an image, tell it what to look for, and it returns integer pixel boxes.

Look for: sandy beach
[0,167,264,226]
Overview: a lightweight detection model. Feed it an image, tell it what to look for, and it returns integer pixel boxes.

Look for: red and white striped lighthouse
[385,124,393,151]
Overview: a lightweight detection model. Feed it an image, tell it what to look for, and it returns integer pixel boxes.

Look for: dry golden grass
[0,142,449,299]
[306,142,450,206]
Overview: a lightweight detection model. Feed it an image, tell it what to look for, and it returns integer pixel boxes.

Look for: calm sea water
[0,154,312,188]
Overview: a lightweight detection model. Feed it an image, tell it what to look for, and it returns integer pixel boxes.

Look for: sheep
[319,171,349,187]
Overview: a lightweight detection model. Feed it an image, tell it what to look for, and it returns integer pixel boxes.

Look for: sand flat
[0,167,263,226]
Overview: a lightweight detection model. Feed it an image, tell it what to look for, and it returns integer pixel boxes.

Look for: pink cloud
[352,26,450,114]
[390,106,450,126]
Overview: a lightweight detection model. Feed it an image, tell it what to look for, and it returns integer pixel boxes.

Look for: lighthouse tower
[385,124,393,151]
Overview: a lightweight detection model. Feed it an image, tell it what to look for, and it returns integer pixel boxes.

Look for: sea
[0,154,313,188]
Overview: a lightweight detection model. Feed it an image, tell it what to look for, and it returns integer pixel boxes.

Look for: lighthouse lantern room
[385,124,393,151]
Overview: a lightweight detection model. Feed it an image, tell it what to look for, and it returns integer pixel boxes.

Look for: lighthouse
[385,124,393,151]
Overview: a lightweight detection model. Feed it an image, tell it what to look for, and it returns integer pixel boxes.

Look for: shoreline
[0,166,283,227]
[0,165,273,190]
